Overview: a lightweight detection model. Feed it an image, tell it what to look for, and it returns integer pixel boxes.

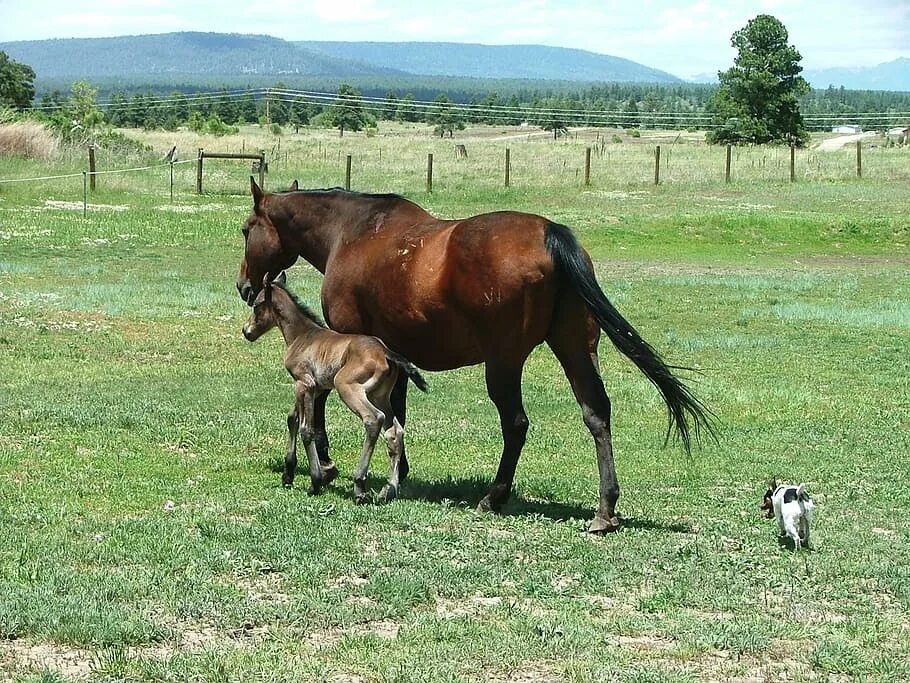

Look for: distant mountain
[297,41,683,83]
[803,58,910,91]
[0,32,681,84]
[0,32,404,78]
[688,59,909,92]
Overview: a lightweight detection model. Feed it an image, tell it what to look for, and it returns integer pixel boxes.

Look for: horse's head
[242,271,286,341]
[236,178,297,305]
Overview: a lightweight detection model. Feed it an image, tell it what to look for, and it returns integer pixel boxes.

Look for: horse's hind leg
[477,361,529,513]
[547,313,620,533]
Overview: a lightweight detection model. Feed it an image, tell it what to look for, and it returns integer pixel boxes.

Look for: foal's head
[242,272,287,342]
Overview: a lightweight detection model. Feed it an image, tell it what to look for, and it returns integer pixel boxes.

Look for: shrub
[627,128,641,138]
[0,120,61,160]
[611,134,623,143]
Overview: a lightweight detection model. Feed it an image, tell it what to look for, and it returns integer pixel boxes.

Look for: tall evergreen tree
[707,14,810,145]
[328,83,366,136]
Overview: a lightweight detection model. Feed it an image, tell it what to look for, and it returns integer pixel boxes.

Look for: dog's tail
[386,349,429,393]
[796,483,809,501]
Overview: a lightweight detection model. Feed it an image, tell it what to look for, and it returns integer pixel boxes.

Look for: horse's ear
[275,270,287,285]
[251,176,264,207]
[262,272,272,300]
[288,179,299,191]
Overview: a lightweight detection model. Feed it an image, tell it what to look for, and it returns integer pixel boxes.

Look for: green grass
[1,125,909,681]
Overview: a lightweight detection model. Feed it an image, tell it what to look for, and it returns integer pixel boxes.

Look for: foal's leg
[283,406,299,487]
[312,391,339,485]
[548,315,621,533]
[374,384,404,503]
[477,361,529,514]
[296,383,327,495]
[336,380,383,504]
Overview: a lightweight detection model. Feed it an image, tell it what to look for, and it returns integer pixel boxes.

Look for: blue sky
[0,0,907,78]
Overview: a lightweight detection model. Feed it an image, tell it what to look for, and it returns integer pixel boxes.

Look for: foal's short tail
[545,222,715,454]
[385,349,429,393]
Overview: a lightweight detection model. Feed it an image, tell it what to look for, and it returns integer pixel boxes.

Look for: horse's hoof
[476,496,499,514]
[321,463,339,486]
[354,493,370,505]
[377,485,398,504]
[308,483,322,495]
[587,515,621,533]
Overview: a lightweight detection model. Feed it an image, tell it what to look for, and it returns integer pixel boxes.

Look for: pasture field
[1,124,909,682]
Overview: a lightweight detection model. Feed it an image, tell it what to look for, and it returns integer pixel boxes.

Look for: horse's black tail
[545,222,715,453]
[386,349,429,393]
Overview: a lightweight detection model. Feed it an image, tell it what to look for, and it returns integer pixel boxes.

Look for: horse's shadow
[267,459,691,533]
[372,473,692,534]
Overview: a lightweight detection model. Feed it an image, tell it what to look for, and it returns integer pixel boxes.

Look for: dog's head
[760,478,777,518]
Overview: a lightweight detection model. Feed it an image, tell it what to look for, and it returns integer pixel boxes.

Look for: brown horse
[242,272,428,502]
[237,178,712,532]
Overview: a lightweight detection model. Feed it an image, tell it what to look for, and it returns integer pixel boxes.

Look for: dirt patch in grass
[306,619,401,650]
[486,660,565,683]
[1,640,93,681]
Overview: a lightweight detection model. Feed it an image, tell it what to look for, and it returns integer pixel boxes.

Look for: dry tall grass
[0,121,61,161]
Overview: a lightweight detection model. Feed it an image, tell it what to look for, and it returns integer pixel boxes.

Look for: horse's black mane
[283,186,409,203]
[271,280,325,328]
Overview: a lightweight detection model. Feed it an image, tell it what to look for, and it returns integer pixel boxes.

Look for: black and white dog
[761,479,814,550]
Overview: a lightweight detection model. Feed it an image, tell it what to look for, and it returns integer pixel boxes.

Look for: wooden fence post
[584,147,591,186]
[790,145,795,182]
[856,141,862,178]
[725,145,732,183]
[654,145,661,185]
[345,155,352,190]
[196,148,203,194]
[426,153,434,192]
[169,161,174,202]
[505,148,511,187]
[258,151,265,190]
[88,145,96,192]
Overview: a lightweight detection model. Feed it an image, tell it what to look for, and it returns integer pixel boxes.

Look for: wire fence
[1,133,907,212]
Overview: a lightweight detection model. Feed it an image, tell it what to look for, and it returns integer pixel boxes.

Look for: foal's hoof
[354,492,370,505]
[281,478,294,489]
[587,515,621,533]
[308,484,322,496]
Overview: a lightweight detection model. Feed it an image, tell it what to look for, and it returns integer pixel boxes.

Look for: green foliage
[627,128,641,138]
[707,15,810,146]
[204,113,238,136]
[430,93,465,138]
[0,50,35,109]
[326,83,367,136]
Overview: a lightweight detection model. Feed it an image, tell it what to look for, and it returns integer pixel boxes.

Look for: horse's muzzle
[242,325,256,342]
[237,281,254,305]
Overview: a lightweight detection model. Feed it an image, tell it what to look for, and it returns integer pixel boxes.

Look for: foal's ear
[274,271,287,285]
[288,179,299,191]
[262,272,272,300]
[251,176,264,207]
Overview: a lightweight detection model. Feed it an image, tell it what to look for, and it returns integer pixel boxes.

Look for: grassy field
[1,123,909,682]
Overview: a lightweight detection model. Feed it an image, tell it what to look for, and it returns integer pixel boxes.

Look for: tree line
[3,15,909,145]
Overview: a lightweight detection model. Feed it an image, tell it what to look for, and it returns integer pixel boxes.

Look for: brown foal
[242,273,428,502]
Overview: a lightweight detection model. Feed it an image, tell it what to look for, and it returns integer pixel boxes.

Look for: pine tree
[707,15,810,145]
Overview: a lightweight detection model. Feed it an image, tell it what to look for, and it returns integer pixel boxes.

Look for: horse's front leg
[390,373,410,482]
[313,390,339,485]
